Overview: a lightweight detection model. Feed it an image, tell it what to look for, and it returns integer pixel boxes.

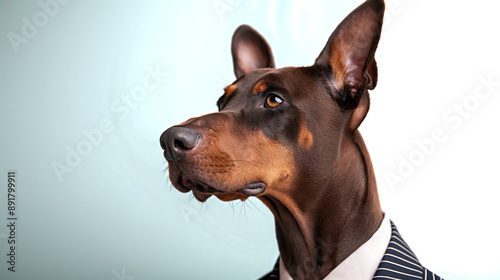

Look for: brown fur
[160,1,386,279]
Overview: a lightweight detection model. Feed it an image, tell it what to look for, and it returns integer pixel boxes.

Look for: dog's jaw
[169,167,268,202]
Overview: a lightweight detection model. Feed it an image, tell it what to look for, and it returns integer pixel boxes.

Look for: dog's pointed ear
[314,0,384,131]
[231,25,275,78]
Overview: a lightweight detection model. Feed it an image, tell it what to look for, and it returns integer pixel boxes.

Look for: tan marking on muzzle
[247,130,295,189]
[204,127,296,196]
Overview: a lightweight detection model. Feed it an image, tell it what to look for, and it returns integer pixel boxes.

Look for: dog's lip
[181,176,221,194]
[179,179,217,202]
[174,169,266,199]
[240,182,266,196]
[192,190,213,202]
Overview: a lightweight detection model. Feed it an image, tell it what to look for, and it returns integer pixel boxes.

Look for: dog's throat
[257,133,383,279]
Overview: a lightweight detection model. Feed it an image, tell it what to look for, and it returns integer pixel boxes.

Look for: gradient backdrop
[1,0,499,279]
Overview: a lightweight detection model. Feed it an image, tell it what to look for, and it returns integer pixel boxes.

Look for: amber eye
[265,95,283,108]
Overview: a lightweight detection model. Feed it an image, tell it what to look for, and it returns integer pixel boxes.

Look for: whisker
[239,200,245,217]
[247,198,265,214]
[161,164,168,174]
[214,73,229,87]
[235,200,243,207]
[160,164,175,193]
[243,201,248,218]
[199,200,208,210]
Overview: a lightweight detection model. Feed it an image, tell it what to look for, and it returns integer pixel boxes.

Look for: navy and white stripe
[373,221,443,280]
[259,221,443,280]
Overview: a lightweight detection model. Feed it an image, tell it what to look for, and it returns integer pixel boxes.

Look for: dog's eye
[265,95,283,108]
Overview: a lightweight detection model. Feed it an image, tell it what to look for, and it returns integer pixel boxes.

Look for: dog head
[160,0,384,202]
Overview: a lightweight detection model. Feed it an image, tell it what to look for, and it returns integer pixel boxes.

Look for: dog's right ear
[231,25,275,78]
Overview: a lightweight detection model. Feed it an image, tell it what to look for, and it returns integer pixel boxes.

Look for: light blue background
[1,0,499,279]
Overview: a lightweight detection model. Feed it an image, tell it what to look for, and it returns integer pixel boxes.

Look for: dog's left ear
[315,0,384,131]
[231,25,275,78]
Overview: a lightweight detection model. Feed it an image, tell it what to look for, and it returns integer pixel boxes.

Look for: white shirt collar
[279,214,391,280]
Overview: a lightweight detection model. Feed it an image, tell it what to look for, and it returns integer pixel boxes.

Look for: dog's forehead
[229,67,321,97]
[233,68,279,91]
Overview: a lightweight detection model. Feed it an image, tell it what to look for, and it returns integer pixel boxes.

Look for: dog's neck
[259,130,383,280]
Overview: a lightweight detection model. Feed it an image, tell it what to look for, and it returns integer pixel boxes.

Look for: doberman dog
[160,0,443,279]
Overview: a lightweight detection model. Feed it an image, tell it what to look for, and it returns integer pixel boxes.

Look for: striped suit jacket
[259,221,443,280]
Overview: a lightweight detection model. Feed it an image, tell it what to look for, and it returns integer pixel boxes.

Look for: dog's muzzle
[159,124,267,201]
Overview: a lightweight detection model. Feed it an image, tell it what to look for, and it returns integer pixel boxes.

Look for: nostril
[172,128,200,151]
[173,139,189,150]
[160,126,201,161]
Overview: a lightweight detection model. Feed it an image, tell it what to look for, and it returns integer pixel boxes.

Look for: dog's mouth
[179,176,221,201]
[169,164,267,202]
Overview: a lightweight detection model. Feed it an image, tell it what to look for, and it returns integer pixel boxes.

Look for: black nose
[160,126,201,162]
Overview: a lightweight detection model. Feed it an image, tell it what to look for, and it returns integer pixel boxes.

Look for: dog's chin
[185,185,250,202]
[192,184,267,202]
[191,190,214,202]
[214,192,250,202]
[191,191,250,202]
[176,176,222,202]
